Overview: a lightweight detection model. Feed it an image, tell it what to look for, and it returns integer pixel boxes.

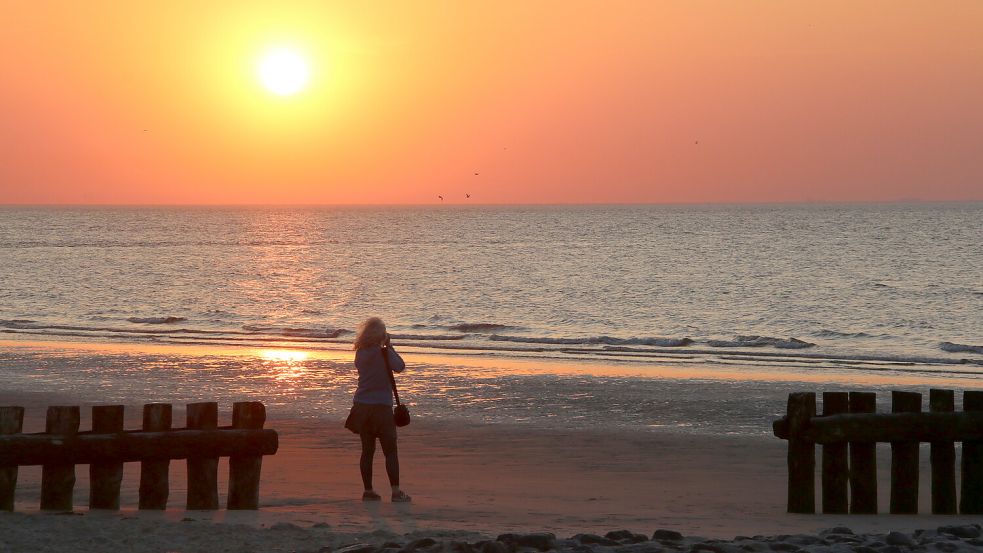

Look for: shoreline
[3,337,982,388]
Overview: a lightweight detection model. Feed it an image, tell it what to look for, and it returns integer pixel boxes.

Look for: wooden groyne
[0,401,278,511]
[773,390,983,514]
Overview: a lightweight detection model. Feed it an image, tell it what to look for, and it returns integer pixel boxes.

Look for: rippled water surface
[1,204,981,370]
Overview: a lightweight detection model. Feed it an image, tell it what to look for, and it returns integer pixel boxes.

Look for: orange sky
[1,1,981,204]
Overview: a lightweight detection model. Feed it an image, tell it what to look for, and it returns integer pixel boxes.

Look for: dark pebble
[481,541,511,553]
[938,525,981,539]
[653,531,684,542]
[448,542,474,553]
[574,534,619,546]
[785,536,822,546]
[497,534,556,552]
[885,532,915,547]
[403,539,438,552]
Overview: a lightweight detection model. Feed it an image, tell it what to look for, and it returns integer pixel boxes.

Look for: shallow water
[1,204,981,372]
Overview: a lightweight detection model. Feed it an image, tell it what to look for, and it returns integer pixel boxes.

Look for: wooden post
[228,402,265,510]
[821,392,849,514]
[41,406,80,511]
[929,389,957,514]
[786,392,816,513]
[961,391,983,514]
[186,402,219,510]
[89,405,125,510]
[849,391,877,514]
[139,403,172,509]
[890,391,921,514]
[0,406,25,511]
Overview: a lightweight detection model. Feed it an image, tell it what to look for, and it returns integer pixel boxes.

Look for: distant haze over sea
[1,203,981,372]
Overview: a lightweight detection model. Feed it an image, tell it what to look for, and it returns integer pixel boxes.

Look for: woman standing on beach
[345,317,411,502]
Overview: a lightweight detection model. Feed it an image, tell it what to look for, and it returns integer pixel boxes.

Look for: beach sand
[4,415,983,552]
[3,340,983,551]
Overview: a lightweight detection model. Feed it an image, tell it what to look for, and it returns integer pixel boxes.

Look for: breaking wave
[446,323,520,333]
[127,316,187,324]
[241,325,350,338]
[815,329,875,339]
[488,335,694,347]
[940,342,983,355]
[705,336,815,349]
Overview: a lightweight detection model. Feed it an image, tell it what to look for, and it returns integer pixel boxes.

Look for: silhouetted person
[344,317,410,502]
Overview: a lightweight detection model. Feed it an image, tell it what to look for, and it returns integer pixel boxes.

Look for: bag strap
[382,345,401,406]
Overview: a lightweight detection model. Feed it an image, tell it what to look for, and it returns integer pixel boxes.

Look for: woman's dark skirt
[344,402,396,438]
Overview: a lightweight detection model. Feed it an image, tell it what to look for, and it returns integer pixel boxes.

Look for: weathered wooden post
[849,391,877,514]
[961,391,983,514]
[186,402,219,510]
[929,389,957,514]
[0,406,24,511]
[786,392,816,513]
[89,405,125,509]
[821,392,849,514]
[41,406,80,511]
[228,401,265,510]
[139,403,172,509]
[890,391,921,514]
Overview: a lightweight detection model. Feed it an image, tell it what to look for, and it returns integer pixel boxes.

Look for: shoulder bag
[383,345,411,427]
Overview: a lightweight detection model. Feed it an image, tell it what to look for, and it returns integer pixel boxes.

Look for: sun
[257,48,310,96]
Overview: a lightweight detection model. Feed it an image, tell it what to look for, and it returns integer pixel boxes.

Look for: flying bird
[438,195,443,201]
[466,194,471,199]
[474,172,479,176]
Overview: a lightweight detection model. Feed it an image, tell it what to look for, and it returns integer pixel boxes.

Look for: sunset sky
[1,1,981,205]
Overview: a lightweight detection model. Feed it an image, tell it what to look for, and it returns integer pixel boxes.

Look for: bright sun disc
[257,48,310,96]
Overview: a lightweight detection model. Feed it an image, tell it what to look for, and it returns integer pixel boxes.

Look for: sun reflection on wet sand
[260,349,310,362]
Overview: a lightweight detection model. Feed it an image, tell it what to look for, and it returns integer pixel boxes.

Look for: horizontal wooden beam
[0,428,277,466]
[774,412,983,444]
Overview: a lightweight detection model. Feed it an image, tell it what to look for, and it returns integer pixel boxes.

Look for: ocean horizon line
[1,199,981,208]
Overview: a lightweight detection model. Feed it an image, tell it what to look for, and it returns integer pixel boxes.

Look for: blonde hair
[353,317,387,350]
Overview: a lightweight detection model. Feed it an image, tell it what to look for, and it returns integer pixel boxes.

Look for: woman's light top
[353,345,406,405]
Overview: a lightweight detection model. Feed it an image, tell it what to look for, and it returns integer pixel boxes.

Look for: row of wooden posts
[0,401,278,511]
[773,389,983,514]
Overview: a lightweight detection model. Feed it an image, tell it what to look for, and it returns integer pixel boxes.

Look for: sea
[1,203,981,435]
